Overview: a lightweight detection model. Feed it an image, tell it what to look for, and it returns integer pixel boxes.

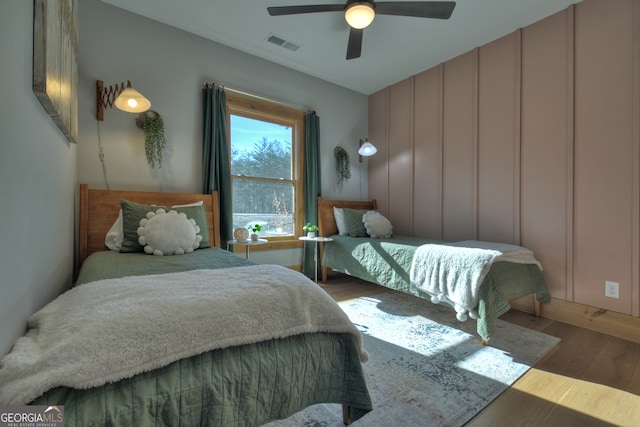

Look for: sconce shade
[358,140,377,156]
[114,87,151,113]
[96,80,151,120]
[345,2,375,29]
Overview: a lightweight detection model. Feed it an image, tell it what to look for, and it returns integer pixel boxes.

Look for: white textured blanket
[409,240,542,321]
[0,265,366,405]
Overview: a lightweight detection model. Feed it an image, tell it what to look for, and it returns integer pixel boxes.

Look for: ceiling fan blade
[375,1,456,19]
[267,4,344,16]
[346,28,363,60]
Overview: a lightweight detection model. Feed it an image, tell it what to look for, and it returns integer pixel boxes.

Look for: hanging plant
[334,146,351,184]
[136,110,166,168]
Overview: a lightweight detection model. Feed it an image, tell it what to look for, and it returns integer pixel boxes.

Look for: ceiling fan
[267,1,456,60]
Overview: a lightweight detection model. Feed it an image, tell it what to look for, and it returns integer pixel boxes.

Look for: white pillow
[333,207,348,236]
[137,209,202,256]
[363,211,393,239]
[105,201,203,250]
[105,209,125,250]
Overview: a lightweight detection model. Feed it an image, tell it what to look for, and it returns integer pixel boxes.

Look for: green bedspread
[33,333,370,427]
[24,250,372,426]
[76,247,253,285]
[322,235,550,341]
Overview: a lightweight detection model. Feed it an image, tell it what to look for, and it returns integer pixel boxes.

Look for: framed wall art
[33,0,78,144]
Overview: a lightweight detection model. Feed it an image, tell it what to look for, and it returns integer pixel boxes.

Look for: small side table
[299,236,333,283]
[227,238,268,259]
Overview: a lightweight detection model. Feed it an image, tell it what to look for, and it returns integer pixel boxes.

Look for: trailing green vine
[136,110,166,169]
[334,146,351,184]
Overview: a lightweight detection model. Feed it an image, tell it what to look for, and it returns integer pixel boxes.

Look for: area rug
[265,290,560,427]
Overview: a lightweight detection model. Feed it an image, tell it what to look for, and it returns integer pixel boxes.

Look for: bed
[0,185,372,426]
[317,196,550,344]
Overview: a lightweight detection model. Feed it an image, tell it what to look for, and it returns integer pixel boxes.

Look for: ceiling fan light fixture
[345,2,375,29]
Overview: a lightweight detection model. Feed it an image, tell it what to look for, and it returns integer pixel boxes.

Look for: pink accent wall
[388,79,414,236]
[478,32,520,245]
[368,0,640,317]
[413,66,443,238]
[521,8,573,302]
[573,0,637,312]
[442,50,478,242]
[368,89,389,215]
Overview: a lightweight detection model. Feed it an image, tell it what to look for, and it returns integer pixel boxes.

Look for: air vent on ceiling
[265,33,300,52]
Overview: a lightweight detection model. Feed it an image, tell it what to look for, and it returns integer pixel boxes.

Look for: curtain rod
[203,81,315,114]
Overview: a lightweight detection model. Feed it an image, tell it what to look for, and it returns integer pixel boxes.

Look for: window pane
[232,178,295,236]
[230,115,292,180]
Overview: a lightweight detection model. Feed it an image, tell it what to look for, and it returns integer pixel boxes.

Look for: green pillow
[120,199,210,252]
[342,208,369,237]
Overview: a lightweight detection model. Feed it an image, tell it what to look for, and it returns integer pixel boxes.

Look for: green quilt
[26,250,372,426]
[33,333,371,427]
[75,247,253,285]
[322,235,550,341]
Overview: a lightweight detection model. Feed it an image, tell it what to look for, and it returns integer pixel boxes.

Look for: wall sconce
[96,80,151,121]
[358,138,377,162]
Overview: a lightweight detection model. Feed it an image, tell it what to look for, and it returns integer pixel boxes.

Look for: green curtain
[202,85,232,247]
[303,111,321,278]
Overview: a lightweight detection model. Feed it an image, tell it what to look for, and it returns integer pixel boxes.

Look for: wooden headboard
[317,196,377,282]
[78,184,221,267]
[317,196,377,238]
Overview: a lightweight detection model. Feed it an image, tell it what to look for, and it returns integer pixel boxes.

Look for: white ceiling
[101,0,579,95]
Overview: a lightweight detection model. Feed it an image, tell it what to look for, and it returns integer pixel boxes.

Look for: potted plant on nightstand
[248,224,263,241]
[303,223,319,238]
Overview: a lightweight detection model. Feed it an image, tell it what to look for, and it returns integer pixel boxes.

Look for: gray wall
[78,0,368,198]
[78,0,369,265]
[0,1,76,356]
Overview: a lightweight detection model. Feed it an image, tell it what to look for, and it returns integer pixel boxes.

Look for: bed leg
[533,296,542,318]
[322,266,328,283]
[481,338,489,346]
[342,405,351,425]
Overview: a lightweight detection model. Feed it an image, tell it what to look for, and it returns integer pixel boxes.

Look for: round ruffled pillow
[363,211,393,239]
[137,209,202,256]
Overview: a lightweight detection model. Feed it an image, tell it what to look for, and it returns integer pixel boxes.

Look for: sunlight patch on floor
[513,368,640,426]
[338,295,475,354]
[455,347,527,386]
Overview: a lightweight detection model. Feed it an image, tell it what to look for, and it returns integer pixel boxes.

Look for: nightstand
[299,236,333,283]
[227,239,268,259]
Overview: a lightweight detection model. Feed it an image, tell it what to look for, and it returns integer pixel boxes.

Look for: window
[227,93,305,242]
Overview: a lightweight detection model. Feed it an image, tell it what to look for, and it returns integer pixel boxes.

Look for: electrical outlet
[605,280,619,299]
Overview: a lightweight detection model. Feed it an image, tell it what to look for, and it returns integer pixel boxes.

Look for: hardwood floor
[319,273,640,427]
